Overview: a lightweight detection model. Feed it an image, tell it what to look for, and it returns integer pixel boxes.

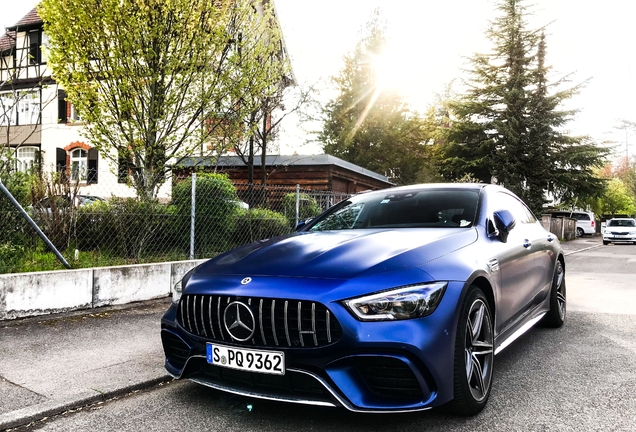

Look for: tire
[576,227,584,237]
[541,260,566,328]
[603,241,609,245]
[449,286,494,415]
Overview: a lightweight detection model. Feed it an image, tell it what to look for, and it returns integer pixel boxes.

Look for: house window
[70,103,82,122]
[0,91,40,125]
[15,146,39,172]
[18,92,41,125]
[87,148,99,184]
[118,155,129,183]
[0,93,17,126]
[28,30,42,65]
[70,148,88,181]
[57,89,68,123]
[62,145,99,184]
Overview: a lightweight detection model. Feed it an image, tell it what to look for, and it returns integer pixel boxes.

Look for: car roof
[368,183,488,194]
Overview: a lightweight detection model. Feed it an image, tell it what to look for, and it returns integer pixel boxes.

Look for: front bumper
[160,282,464,412]
[603,233,636,243]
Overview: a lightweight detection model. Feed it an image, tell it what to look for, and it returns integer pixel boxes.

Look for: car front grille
[610,231,630,235]
[177,294,343,348]
[355,357,423,399]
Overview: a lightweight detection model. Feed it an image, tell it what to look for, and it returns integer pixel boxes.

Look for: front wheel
[541,260,566,328]
[449,286,494,415]
[603,241,609,245]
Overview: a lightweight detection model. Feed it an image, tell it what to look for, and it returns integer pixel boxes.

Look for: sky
[3,0,636,157]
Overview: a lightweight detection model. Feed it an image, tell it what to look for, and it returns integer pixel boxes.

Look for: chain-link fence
[0,171,352,274]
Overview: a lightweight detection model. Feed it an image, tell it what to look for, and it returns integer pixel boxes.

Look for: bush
[282,192,322,228]
[233,208,290,245]
[0,170,33,245]
[172,173,244,257]
[27,171,84,250]
[76,198,179,259]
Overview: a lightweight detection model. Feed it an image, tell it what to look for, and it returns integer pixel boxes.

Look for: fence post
[295,184,300,228]
[190,172,196,260]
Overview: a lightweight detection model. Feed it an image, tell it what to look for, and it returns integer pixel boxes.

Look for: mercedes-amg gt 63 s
[161,183,566,415]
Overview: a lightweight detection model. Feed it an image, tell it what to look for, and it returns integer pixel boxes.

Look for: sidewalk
[0,297,173,431]
[0,237,599,430]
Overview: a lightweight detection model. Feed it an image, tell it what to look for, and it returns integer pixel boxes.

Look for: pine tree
[437,0,607,214]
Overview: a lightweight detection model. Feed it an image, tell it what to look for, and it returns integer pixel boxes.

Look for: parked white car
[603,218,636,245]
[549,210,596,237]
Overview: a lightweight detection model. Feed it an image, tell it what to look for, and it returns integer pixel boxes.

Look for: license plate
[206,343,285,375]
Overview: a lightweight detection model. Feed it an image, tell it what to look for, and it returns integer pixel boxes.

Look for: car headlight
[343,282,448,321]
[172,279,183,304]
[172,266,197,304]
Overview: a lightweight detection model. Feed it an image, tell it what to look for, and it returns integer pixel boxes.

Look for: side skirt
[494,311,546,355]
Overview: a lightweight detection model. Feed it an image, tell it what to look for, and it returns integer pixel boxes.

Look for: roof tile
[9,8,42,29]
[0,31,16,53]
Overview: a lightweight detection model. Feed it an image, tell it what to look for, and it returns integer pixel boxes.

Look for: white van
[548,210,596,237]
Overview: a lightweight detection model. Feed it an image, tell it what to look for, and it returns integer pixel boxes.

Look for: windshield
[608,219,636,227]
[308,189,480,231]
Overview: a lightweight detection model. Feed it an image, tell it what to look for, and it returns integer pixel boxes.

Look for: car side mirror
[492,210,516,243]
[295,218,313,231]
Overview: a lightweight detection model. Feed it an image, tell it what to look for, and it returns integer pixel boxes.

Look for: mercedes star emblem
[223,301,256,341]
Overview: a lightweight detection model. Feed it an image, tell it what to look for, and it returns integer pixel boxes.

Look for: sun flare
[371,46,410,93]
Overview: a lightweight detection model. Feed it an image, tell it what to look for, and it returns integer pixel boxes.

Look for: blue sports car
[161,183,566,415]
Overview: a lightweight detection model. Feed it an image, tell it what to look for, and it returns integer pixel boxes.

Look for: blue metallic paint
[161,183,564,413]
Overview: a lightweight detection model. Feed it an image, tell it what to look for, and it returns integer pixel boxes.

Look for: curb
[0,375,172,431]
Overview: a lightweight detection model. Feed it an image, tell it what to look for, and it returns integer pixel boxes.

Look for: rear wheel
[541,260,566,328]
[576,227,584,237]
[449,286,494,415]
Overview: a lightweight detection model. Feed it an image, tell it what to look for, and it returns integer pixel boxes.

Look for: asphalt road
[14,238,636,432]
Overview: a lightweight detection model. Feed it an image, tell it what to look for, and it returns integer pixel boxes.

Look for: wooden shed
[174,154,394,193]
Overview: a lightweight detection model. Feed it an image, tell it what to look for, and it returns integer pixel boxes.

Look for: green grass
[0,244,194,274]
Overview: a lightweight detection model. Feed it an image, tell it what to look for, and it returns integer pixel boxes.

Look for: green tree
[319,10,431,185]
[39,0,287,201]
[598,178,636,216]
[436,0,606,214]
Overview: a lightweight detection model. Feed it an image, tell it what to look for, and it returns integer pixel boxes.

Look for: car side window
[493,192,536,224]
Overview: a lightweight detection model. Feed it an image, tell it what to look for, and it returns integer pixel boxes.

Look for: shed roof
[177,154,391,183]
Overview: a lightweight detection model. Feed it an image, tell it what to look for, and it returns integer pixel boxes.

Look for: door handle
[523,239,532,248]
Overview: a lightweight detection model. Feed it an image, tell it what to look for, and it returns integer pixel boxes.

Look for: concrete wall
[0,259,206,320]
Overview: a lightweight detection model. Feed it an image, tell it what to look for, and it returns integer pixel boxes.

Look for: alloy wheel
[464,298,494,403]
[555,262,566,320]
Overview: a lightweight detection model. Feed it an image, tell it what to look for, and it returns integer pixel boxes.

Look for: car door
[489,192,543,332]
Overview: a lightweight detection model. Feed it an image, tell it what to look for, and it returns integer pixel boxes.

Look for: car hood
[196,228,478,280]
[606,226,636,232]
